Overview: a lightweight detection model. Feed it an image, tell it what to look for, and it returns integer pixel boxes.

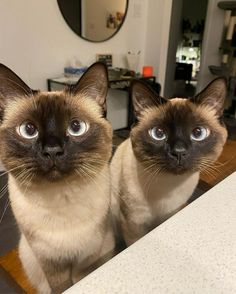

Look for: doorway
[164,0,209,98]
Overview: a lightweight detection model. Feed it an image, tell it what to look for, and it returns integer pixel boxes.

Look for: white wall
[3,1,225,100]
[0,0,148,90]
[0,0,175,134]
[107,90,128,130]
[197,0,226,91]
[144,0,173,95]
[0,0,174,92]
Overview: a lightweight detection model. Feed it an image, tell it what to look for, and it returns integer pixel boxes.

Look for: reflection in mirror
[57,0,129,42]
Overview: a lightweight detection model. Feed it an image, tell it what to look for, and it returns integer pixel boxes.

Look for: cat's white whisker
[0,185,8,200]
[0,198,10,224]
[79,166,104,195]
[0,163,32,178]
[15,169,31,184]
[199,163,218,179]
[199,159,222,178]
[143,166,162,197]
[22,172,35,196]
[19,172,33,188]
[14,167,35,189]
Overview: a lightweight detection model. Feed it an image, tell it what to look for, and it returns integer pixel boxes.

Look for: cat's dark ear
[190,77,227,116]
[131,80,167,119]
[69,62,108,115]
[0,64,34,122]
[0,64,33,98]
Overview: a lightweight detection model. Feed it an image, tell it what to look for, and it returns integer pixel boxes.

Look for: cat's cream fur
[111,138,199,245]
[9,169,114,293]
[111,78,227,246]
[0,62,115,293]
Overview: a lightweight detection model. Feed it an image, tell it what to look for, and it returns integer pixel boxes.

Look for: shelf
[208,65,228,76]
[218,1,236,10]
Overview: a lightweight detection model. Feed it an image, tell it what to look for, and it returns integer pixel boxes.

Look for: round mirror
[57,0,129,42]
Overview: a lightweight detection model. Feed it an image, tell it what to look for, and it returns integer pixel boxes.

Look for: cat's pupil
[156,128,164,138]
[192,127,202,138]
[25,123,36,136]
[71,120,81,132]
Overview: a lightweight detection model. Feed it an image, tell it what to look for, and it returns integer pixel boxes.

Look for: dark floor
[0,174,19,257]
[0,173,20,293]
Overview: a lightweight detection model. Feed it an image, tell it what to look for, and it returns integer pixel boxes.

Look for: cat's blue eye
[191,126,209,141]
[17,122,38,139]
[149,127,166,141]
[67,120,89,137]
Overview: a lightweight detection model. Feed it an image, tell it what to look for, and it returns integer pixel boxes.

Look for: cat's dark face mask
[130,79,228,175]
[0,62,112,183]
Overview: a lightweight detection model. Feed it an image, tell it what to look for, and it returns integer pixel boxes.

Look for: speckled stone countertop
[64,172,236,294]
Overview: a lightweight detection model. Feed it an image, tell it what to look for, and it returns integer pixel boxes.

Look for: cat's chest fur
[111,139,199,226]
[8,169,110,260]
[143,172,199,222]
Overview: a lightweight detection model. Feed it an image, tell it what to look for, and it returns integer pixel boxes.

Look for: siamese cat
[111,78,228,246]
[0,63,115,293]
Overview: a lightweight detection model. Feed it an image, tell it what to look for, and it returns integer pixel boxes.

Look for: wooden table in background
[0,249,36,293]
[200,140,236,187]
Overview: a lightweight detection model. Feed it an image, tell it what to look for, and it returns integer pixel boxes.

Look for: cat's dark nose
[169,143,187,161]
[42,146,64,159]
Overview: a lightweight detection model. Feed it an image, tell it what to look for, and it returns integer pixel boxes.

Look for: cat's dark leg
[72,248,116,283]
[119,197,151,246]
[19,234,72,293]
[71,255,98,283]
[72,227,116,283]
[38,258,73,294]
[121,214,149,246]
[19,235,51,294]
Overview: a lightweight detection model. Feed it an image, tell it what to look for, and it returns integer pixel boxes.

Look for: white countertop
[64,172,236,294]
